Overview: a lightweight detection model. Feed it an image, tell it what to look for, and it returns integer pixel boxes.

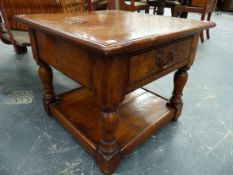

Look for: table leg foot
[96,148,121,174]
[167,67,188,121]
[170,102,183,122]
[96,110,121,174]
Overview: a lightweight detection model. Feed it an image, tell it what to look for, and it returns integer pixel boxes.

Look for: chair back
[191,0,217,11]
[60,0,86,13]
[0,0,86,31]
[191,0,206,6]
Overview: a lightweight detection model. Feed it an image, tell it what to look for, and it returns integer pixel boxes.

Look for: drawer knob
[156,49,176,70]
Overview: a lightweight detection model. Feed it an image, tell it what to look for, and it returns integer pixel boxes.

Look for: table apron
[35,30,93,89]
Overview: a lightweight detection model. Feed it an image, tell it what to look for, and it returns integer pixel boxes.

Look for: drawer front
[129,38,192,85]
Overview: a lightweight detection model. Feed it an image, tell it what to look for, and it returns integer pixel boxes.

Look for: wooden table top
[15,10,216,55]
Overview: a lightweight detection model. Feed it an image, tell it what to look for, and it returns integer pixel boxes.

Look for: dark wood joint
[14,45,28,54]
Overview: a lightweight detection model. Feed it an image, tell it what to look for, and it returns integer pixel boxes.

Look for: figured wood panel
[91,55,128,108]
[36,31,92,88]
[15,10,216,55]
[50,88,174,155]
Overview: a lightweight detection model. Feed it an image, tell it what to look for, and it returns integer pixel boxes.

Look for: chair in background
[91,0,149,13]
[148,0,181,16]
[173,0,217,42]
[0,13,10,44]
[92,0,108,10]
[0,0,86,54]
[119,0,150,13]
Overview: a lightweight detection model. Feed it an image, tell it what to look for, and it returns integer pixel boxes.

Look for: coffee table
[15,10,215,174]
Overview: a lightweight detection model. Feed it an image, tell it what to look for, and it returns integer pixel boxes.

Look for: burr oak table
[15,10,215,174]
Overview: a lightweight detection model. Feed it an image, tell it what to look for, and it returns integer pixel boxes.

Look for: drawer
[129,38,192,85]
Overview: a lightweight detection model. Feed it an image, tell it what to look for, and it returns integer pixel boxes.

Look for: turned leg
[38,63,56,115]
[167,67,188,121]
[200,13,206,43]
[93,56,128,174]
[96,109,121,174]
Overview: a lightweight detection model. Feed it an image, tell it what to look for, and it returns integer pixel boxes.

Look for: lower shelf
[50,88,175,156]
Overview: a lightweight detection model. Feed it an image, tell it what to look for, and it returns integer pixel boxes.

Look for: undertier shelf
[50,88,175,155]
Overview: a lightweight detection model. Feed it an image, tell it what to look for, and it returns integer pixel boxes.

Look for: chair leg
[171,7,174,17]
[206,12,212,39]
[200,12,206,43]
[153,6,156,15]
[207,12,212,21]
[180,12,188,18]
[206,29,210,39]
[172,7,178,17]
[200,31,204,43]
[14,44,28,54]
